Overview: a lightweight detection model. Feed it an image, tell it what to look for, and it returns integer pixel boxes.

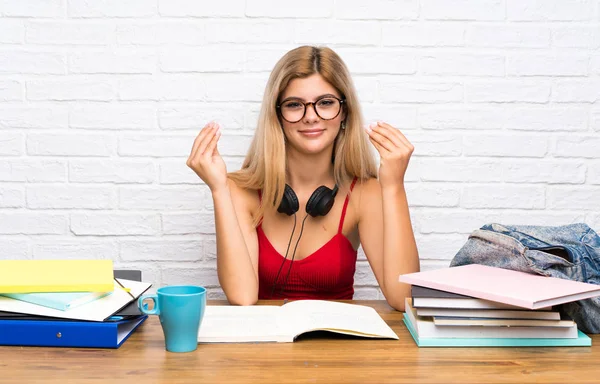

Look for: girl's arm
[212,181,259,305]
[187,122,259,305]
[358,122,420,311]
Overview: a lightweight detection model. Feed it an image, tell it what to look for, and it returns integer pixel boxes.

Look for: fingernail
[364,125,372,133]
[369,122,377,130]
[377,121,383,125]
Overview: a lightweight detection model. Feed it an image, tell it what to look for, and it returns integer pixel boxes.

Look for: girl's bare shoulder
[349,177,381,206]
[226,178,260,214]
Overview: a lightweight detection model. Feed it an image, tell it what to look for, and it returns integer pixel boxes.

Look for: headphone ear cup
[306,185,338,217]
[277,184,299,216]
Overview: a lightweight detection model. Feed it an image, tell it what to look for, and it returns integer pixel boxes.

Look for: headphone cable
[279,214,309,298]
[270,213,297,299]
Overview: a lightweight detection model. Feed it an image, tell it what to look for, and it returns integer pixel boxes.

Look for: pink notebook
[399,264,600,309]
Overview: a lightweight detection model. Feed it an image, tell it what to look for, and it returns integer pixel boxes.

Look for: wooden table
[1,300,599,384]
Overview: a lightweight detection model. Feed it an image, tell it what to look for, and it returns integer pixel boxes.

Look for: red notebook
[399,264,600,310]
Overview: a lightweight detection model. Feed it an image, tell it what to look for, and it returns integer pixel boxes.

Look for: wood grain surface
[1,300,598,384]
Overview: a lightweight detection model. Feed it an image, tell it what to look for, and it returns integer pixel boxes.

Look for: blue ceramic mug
[138,285,206,353]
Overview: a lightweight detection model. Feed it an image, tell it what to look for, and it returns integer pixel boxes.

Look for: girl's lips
[298,129,325,137]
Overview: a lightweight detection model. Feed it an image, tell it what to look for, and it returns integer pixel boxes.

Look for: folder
[400,264,600,309]
[403,314,592,347]
[0,315,148,348]
[0,260,114,293]
[0,270,145,320]
[0,278,151,321]
[1,291,113,311]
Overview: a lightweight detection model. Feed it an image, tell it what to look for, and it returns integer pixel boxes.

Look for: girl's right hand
[186,122,228,192]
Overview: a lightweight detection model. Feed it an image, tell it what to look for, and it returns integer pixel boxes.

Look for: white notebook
[405,298,578,339]
[197,300,399,343]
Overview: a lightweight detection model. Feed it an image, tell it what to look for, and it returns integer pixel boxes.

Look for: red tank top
[257,178,358,300]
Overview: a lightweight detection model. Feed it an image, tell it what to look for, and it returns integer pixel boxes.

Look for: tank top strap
[338,177,358,234]
[257,189,263,227]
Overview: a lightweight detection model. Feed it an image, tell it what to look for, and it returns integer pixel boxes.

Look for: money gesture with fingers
[365,121,414,189]
[186,121,227,192]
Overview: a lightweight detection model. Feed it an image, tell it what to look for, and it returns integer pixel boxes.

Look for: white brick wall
[1,1,599,300]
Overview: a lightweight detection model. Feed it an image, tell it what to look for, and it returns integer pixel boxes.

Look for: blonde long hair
[229,46,377,225]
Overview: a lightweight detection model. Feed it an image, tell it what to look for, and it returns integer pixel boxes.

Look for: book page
[117,316,147,344]
[281,300,398,340]
[197,305,292,343]
[432,317,575,328]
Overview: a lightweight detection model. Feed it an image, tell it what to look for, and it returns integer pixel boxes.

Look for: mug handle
[138,294,160,315]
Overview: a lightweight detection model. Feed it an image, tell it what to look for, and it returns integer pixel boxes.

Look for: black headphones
[277,184,339,217]
[270,182,339,298]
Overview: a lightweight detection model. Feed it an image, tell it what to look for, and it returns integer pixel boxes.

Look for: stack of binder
[0,260,151,349]
[399,264,600,347]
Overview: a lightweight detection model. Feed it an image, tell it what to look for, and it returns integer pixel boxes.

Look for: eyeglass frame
[276,95,346,123]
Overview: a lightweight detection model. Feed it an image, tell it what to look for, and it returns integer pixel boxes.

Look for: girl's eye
[317,99,335,106]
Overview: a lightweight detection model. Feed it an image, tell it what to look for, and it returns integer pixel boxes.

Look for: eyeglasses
[277,96,345,123]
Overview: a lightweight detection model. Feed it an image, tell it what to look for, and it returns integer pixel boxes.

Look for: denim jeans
[450,223,600,333]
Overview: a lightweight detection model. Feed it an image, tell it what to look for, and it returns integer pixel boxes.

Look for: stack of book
[399,264,600,347]
[0,260,151,349]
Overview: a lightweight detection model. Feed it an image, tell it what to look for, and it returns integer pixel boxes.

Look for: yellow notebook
[0,260,114,293]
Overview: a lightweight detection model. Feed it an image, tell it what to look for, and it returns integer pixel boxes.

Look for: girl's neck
[285,148,335,192]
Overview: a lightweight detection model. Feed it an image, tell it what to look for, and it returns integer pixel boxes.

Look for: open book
[197,300,399,343]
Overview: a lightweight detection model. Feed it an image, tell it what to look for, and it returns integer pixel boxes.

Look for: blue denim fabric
[450,223,600,333]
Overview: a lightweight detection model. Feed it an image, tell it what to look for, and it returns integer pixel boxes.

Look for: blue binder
[0,315,147,348]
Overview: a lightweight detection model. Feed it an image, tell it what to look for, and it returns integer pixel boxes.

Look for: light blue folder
[2,291,112,311]
[403,314,592,347]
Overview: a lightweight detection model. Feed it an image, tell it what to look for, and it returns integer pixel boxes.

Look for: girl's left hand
[365,121,414,189]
